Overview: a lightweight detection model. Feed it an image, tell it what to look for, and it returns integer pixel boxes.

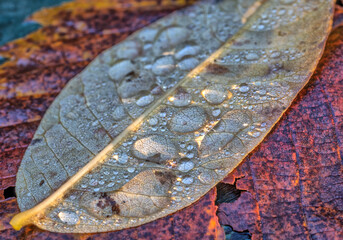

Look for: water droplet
[239,84,250,93]
[127,167,136,173]
[153,26,189,55]
[138,28,158,42]
[108,60,135,82]
[118,154,128,164]
[136,95,154,107]
[170,88,192,107]
[212,108,221,117]
[169,107,207,133]
[148,117,159,126]
[66,111,78,120]
[186,144,194,151]
[112,106,127,120]
[58,211,79,225]
[116,41,141,59]
[152,56,175,75]
[245,52,259,61]
[201,85,231,105]
[178,160,195,172]
[248,131,261,138]
[270,51,281,58]
[182,177,194,185]
[178,57,199,70]
[132,135,177,162]
[175,45,201,60]
[198,172,214,185]
[174,186,183,191]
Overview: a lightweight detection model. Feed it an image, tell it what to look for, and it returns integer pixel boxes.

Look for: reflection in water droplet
[178,161,195,172]
[58,211,79,225]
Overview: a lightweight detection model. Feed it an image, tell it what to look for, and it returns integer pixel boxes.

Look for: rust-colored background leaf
[0,1,342,239]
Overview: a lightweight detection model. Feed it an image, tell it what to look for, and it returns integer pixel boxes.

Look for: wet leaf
[10,0,334,234]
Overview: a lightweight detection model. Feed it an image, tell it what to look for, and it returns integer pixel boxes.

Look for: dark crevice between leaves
[4,186,16,199]
[215,181,245,205]
[215,180,251,240]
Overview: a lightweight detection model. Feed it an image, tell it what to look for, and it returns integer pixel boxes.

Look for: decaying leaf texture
[11,0,334,233]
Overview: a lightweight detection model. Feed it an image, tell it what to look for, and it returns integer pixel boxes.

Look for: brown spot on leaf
[206,63,229,74]
[154,171,176,185]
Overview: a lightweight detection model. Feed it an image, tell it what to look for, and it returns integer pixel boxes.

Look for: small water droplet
[186,144,194,151]
[248,131,261,138]
[127,167,135,173]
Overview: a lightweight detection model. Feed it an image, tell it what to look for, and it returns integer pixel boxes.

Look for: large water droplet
[153,26,189,55]
[136,95,154,107]
[58,211,79,225]
[169,107,207,133]
[116,41,141,59]
[169,88,192,107]
[108,60,135,82]
[175,46,201,60]
[198,171,214,185]
[178,160,195,172]
[152,56,175,75]
[132,135,177,163]
[178,58,199,70]
[182,177,194,185]
[201,85,231,105]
